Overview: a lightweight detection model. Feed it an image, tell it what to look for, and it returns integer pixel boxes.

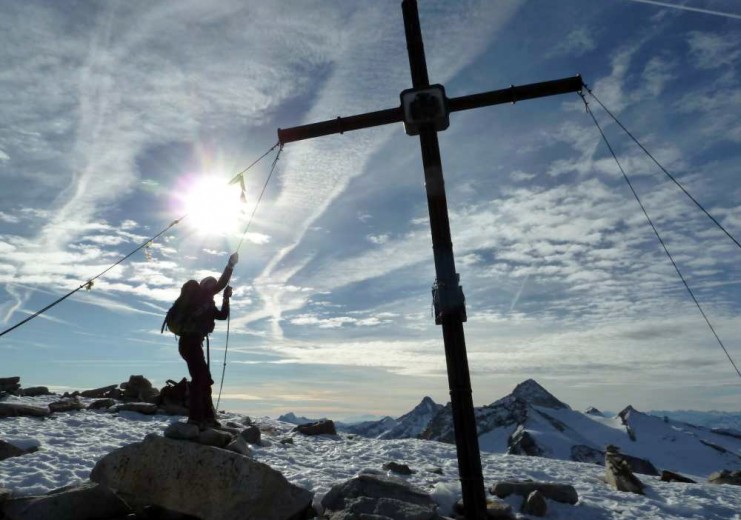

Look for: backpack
[161,280,212,336]
[158,378,190,408]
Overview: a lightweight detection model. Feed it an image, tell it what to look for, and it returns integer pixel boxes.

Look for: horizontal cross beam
[277,75,583,144]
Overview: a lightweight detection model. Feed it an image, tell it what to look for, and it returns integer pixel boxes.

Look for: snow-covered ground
[1,395,740,519]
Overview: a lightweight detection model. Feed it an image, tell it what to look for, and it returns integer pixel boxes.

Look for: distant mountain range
[279,379,741,478]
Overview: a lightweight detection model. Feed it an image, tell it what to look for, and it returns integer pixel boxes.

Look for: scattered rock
[0,440,29,461]
[20,386,51,397]
[426,466,444,475]
[80,384,118,399]
[0,403,50,418]
[294,419,337,436]
[708,470,741,486]
[88,399,117,410]
[0,481,130,520]
[121,375,159,403]
[507,425,543,456]
[280,437,295,445]
[661,470,696,484]
[164,422,200,441]
[225,436,251,457]
[113,402,158,415]
[49,398,84,413]
[239,424,261,444]
[605,448,644,494]
[91,434,313,520]
[197,428,233,449]
[0,377,21,395]
[383,461,415,475]
[454,497,514,520]
[322,474,440,520]
[490,481,578,505]
[521,490,547,517]
[571,444,603,465]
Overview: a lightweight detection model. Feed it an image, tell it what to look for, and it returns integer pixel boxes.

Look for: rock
[239,425,261,444]
[80,384,118,399]
[294,419,337,436]
[20,386,51,397]
[158,404,189,416]
[325,496,440,520]
[383,461,415,475]
[605,450,644,494]
[506,426,543,456]
[426,466,444,475]
[490,481,578,505]
[88,399,116,410]
[91,434,313,520]
[521,490,547,517]
[708,470,741,486]
[197,428,233,448]
[614,452,659,476]
[49,398,84,413]
[322,474,437,516]
[164,422,200,441]
[225,436,251,457]
[1,481,130,520]
[113,402,158,415]
[454,497,513,520]
[0,440,28,461]
[571,444,603,465]
[280,437,295,445]
[121,375,159,403]
[0,403,50,418]
[661,470,696,484]
[0,377,21,393]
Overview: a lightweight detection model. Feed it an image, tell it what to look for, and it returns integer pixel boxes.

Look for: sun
[180,174,244,236]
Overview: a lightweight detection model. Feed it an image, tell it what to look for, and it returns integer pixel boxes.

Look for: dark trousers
[178,335,216,423]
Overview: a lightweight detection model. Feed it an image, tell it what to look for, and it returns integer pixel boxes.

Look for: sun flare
[181,175,244,236]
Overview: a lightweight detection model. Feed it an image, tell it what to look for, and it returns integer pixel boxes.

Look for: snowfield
[1,395,740,519]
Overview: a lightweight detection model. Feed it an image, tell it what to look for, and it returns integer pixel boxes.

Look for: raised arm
[213,253,238,295]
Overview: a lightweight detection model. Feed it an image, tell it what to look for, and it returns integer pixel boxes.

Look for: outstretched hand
[224,286,233,299]
[228,252,239,267]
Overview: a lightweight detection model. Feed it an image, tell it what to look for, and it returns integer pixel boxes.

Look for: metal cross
[277,2,583,518]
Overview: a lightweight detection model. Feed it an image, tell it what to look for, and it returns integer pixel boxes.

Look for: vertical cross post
[401,1,487,517]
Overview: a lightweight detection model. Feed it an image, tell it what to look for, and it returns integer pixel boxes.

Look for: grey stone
[197,428,233,448]
[383,462,415,475]
[121,375,159,403]
[88,399,116,410]
[113,402,158,415]
[225,436,251,456]
[708,470,741,486]
[661,470,696,484]
[521,490,547,517]
[426,467,443,475]
[164,422,200,441]
[49,398,84,413]
[239,425,261,444]
[20,387,51,397]
[0,377,20,391]
[294,419,337,436]
[1,481,130,520]
[91,434,313,520]
[0,440,28,461]
[490,481,578,505]
[322,474,435,513]
[605,452,644,494]
[80,384,118,399]
[454,498,513,520]
[0,403,50,418]
[328,496,440,520]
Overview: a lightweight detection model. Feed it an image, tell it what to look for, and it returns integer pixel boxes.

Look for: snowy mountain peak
[411,396,439,415]
[511,379,569,410]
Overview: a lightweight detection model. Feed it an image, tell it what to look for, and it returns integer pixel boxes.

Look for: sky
[0,0,739,420]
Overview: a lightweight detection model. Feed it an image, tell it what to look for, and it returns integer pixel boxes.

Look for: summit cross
[277,2,583,518]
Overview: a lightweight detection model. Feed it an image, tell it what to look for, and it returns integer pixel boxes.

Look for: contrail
[623,0,741,20]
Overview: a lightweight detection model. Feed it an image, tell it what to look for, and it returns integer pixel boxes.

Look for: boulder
[454,497,514,520]
[239,425,262,444]
[225,436,251,457]
[0,377,21,394]
[88,399,117,410]
[121,375,159,403]
[605,448,644,494]
[80,384,118,399]
[322,474,438,519]
[0,403,50,418]
[20,386,51,397]
[294,419,337,436]
[661,470,696,484]
[0,440,35,461]
[521,490,547,517]
[164,422,200,441]
[383,462,415,475]
[91,434,312,520]
[708,470,741,486]
[506,426,543,456]
[49,398,84,413]
[197,428,233,449]
[0,482,130,520]
[113,402,158,415]
[490,481,578,505]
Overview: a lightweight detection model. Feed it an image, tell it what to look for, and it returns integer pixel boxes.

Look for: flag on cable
[228,172,248,205]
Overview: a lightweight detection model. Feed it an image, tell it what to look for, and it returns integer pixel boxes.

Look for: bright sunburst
[180,174,244,236]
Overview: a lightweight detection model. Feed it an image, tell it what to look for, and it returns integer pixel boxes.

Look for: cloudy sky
[1,0,739,419]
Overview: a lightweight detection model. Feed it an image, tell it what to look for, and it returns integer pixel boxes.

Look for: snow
[1,395,740,519]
